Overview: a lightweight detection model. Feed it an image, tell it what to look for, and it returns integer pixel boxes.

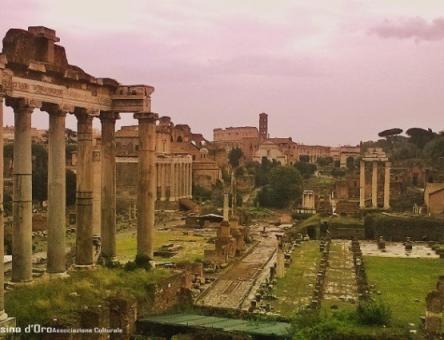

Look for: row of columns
[359,160,391,209]
[157,160,192,201]
[0,97,161,280]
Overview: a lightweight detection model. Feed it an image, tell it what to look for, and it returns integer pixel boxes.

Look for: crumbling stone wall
[144,271,193,314]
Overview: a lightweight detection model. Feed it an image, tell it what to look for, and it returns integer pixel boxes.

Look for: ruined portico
[359,148,391,209]
[0,23,158,308]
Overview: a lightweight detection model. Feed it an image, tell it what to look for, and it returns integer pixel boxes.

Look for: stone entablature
[1,26,153,114]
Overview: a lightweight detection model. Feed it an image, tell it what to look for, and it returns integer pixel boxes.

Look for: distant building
[253,141,287,165]
[424,183,444,216]
[113,116,221,210]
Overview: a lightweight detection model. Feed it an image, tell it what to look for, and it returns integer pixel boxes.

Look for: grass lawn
[365,256,444,327]
[5,267,170,327]
[116,228,211,263]
[271,240,320,317]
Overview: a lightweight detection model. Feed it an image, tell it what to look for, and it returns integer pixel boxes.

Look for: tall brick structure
[259,112,268,141]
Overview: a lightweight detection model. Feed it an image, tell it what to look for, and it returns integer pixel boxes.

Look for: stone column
[372,161,378,208]
[188,163,192,198]
[176,162,181,199]
[383,161,391,210]
[100,112,119,262]
[46,104,67,275]
[0,96,6,318]
[183,163,188,198]
[160,163,166,201]
[169,162,176,201]
[75,109,94,267]
[359,160,365,209]
[168,162,175,202]
[188,162,192,198]
[135,112,158,261]
[223,193,229,221]
[8,98,36,283]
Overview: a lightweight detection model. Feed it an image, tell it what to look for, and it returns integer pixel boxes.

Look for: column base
[7,279,33,288]
[46,272,70,279]
[0,315,16,336]
[72,264,96,271]
[0,311,8,322]
[97,256,118,266]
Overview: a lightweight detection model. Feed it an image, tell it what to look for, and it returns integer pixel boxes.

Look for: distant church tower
[259,112,268,141]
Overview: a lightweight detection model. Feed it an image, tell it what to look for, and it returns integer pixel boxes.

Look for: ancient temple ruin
[0,26,161,323]
[359,147,391,209]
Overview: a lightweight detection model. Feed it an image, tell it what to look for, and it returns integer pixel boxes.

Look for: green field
[116,229,211,262]
[271,240,321,317]
[365,256,444,327]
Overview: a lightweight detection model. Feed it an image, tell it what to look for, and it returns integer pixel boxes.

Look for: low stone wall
[351,239,369,301]
[144,271,193,315]
[310,239,330,310]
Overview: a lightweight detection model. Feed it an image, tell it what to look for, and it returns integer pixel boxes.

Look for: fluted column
[0,97,6,318]
[372,161,378,208]
[46,104,67,274]
[169,162,176,201]
[176,163,181,199]
[100,112,119,262]
[180,163,185,198]
[189,162,193,197]
[184,163,189,197]
[182,163,186,198]
[160,163,166,201]
[135,112,158,261]
[8,98,36,283]
[384,161,391,210]
[187,163,191,197]
[75,109,94,267]
[359,160,365,209]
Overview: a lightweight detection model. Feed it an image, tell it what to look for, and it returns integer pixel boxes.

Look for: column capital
[385,161,392,167]
[41,102,69,117]
[5,97,41,112]
[99,111,120,122]
[74,107,95,122]
[134,112,158,122]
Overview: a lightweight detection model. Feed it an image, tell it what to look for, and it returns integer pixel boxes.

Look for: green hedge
[364,213,444,241]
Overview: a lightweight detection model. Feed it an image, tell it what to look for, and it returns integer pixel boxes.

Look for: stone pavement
[196,232,277,309]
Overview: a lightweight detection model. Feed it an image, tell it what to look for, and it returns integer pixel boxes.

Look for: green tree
[406,127,436,149]
[257,166,303,208]
[294,161,317,179]
[317,156,333,167]
[228,147,243,168]
[378,128,403,139]
[423,136,444,164]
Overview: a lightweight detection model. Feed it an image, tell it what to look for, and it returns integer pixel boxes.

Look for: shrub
[356,300,392,326]
[364,213,444,241]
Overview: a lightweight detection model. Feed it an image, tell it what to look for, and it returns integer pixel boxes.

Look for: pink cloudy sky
[1,0,444,145]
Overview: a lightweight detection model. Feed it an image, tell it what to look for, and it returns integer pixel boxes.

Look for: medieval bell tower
[259,112,268,141]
